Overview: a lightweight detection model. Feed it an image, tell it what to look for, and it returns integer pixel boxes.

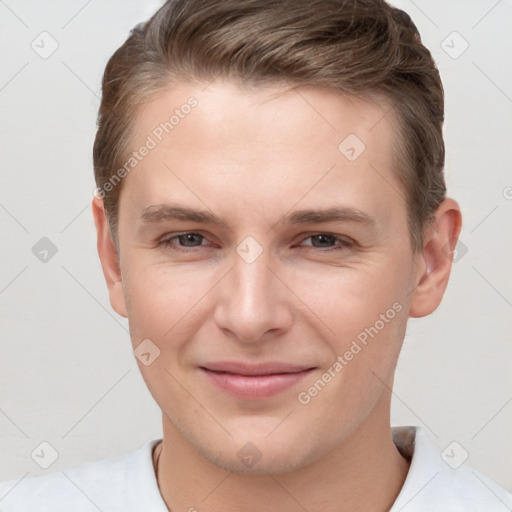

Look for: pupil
[313,234,334,247]
[180,233,202,246]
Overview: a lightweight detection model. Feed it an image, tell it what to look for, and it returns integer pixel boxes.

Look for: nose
[213,246,293,344]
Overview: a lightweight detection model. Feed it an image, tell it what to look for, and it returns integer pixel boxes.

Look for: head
[92,0,461,474]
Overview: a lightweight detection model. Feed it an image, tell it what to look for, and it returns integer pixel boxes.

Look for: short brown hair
[93,0,445,251]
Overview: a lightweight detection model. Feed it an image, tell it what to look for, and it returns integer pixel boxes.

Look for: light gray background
[1,0,511,492]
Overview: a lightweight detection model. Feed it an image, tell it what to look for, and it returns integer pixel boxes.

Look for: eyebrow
[282,206,375,226]
[140,205,225,225]
[140,204,376,230]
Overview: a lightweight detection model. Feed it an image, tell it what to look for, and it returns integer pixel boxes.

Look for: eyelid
[296,232,355,249]
[160,231,198,241]
[158,231,212,251]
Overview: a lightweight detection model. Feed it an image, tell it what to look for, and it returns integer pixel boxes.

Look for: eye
[298,233,353,250]
[157,232,353,253]
[160,232,208,251]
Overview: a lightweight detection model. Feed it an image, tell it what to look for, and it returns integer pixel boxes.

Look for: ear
[409,198,462,318]
[92,197,127,318]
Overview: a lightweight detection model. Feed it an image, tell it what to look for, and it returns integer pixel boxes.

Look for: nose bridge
[214,240,291,342]
[233,248,273,310]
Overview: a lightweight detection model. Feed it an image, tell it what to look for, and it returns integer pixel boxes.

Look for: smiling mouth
[200,363,316,399]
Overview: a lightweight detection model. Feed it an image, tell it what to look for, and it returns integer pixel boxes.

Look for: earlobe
[91,197,128,318]
[409,198,462,318]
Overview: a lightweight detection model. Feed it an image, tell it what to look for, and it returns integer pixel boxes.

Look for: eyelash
[158,232,354,253]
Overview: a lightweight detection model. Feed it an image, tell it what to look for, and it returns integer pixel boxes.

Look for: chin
[189,426,325,476]
[206,444,317,476]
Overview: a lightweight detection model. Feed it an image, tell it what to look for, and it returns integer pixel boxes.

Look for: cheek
[289,251,413,397]
[296,290,408,432]
[123,263,213,404]
[328,254,412,381]
[121,258,215,345]
[293,257,412,339]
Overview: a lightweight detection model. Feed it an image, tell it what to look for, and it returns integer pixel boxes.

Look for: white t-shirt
[0,426,510,511]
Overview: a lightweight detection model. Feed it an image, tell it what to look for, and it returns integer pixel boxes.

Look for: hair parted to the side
[93,0,445,251]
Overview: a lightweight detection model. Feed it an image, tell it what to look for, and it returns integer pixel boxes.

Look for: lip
[200,362,315,400]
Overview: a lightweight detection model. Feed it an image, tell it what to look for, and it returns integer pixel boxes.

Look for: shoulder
[0,439,164,512]
[391,426,512,511]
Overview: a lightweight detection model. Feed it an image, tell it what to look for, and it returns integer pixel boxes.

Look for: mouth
[199,362,316,399]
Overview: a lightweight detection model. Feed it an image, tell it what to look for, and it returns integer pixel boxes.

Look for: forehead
[131,79,395,153]
[120,79,402,224]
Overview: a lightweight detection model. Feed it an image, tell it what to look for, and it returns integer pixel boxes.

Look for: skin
[93,79,461,512]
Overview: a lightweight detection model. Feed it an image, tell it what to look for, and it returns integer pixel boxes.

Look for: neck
[154,393,410,512]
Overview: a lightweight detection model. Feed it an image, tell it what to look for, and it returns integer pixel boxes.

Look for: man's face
[113,80,423,473]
